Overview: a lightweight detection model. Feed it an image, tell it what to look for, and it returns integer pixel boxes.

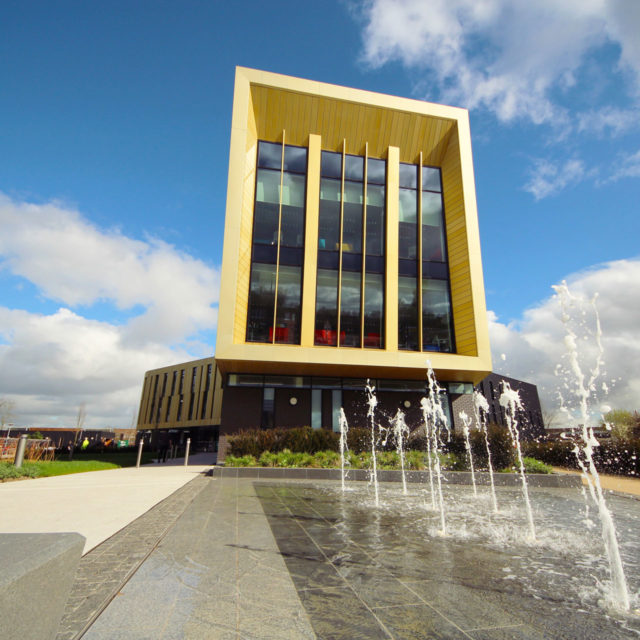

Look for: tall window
[246,141,307,344]
[398,163,454,352]
[315,151,385,348]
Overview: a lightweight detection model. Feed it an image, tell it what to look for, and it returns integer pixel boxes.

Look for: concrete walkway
[0,453,215,553]
[552,466,640,497]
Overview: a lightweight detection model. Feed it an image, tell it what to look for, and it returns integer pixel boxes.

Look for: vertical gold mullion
[272,130,285,344]
[336,139,346,346]
[360,143,368,347]
[418,152,423,352]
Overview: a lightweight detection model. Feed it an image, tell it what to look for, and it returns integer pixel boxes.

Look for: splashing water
[473,390,499,512]
[421,364,450,535]
[390,409,409,494]
[554,282,630,611]
[338,408,349,492]
[366,379,380,507]
[499,382,536,541]
[458,410,477,497]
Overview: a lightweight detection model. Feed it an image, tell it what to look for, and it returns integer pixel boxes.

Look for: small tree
[603,409,635,442]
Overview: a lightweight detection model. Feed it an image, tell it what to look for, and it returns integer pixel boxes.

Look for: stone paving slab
[56,475,209,640]
[82,477,316,640]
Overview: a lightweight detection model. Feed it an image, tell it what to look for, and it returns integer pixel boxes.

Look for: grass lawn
[1,450,156,481]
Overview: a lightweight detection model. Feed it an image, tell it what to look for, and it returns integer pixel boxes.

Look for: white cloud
[523,158,589,200]
[488,258,640,425]
[607,149,640,182]
[577,108,640,137]
[358,0,640,126]
[0,194,220,428]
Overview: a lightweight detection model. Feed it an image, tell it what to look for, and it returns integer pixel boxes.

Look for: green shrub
[439,451,467,471]
[522,457,552,474]
[225,454,258,467]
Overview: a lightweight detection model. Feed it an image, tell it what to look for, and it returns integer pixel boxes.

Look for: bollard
[14,435,28,468]
[136,438,144,468]
[184,438,191,467]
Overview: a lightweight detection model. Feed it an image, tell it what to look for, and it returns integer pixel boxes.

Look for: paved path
[552,467,640,497]
[0,453,215,553]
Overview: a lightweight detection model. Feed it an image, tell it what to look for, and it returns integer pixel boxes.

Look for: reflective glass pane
[398,275,419,351]
[344,181,363,204]
[340,270,361,347]
[252,201,279,246]
[364,272,383,348]
[311,389,322,429]
[342,202,362,253]
[366,185,384,256]
[399,163,417,189]
[422,278,453,353]
[315,269,339,345]
[332,390,342,432]
[367,158,386,185]
[256,169,280,203]
[281,173,305,207]
[344,155,364,181]
[321,151,342,178]
[281,174,305,247]
[257,142,282,170]
[283,145,307,173]
[247,263,276,343]
[422,191,445,262]
[319,179,341,251]
[275,266,302,344]
[399,188,417,222]
[422,166,442,192]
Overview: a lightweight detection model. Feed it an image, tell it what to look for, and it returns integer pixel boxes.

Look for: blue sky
[1,1,639,427]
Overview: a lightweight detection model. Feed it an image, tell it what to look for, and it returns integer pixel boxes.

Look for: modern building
[475,373,544,439]
[137,67,501,454]
[206,67,493,456]
[137,357,221,449]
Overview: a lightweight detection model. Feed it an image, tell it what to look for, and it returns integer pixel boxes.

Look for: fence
[0,437,56,462]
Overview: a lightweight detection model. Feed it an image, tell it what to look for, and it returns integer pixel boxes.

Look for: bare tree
[541,404,561,430]
[74,403,87,445]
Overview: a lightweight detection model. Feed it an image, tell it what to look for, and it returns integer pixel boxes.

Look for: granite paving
[72,478,640,639]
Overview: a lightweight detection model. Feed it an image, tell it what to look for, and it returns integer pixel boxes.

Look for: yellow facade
[215,67,491,384]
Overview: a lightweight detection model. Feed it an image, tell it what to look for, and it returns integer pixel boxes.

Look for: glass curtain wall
[247,141,307,344]
[398,162,454,352]
[315,151,385,348]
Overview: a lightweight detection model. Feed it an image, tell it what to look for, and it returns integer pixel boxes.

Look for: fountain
[365,379,380,507]
[458,410,477,497]
[473,389,499,512]
[554,282,631,611]
[338,407,349,492]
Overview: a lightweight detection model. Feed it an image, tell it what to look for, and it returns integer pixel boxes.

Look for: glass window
[311,389,322,429]
[262,387,275,429]
[283,145,307,173]
[344,155,364,181]
[342,203,362,255]
[399,163,418,189]
[367,158,386,185]
[422,166,442,192]
[321,151,342,178]
[332,389,342,432]
[280,173,305,247]
[364,272,383,348]
[340,270,361,347]
[318,178,341,251]
[227,374,264,387]
[398,275,419,350]
[274,265,302,344]
[422,278,453,353]
[399,189,417,260]
[422,191,445,262]
[315,269,339,345]
[247,263,276,342]
[366,184,384,257]
[257,142,282,169]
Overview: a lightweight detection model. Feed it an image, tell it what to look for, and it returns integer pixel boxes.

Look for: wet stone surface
[77,478,640,639]
[255,481,640,640]
[55,475,209,640]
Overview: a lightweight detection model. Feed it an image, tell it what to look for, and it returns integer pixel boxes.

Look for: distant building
[475,373,544,439]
